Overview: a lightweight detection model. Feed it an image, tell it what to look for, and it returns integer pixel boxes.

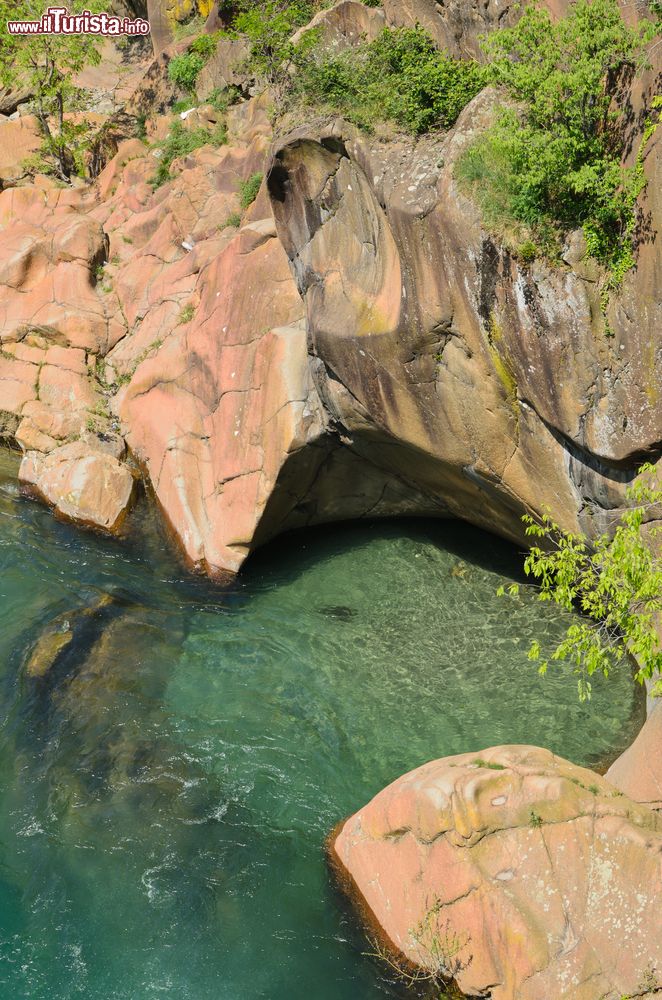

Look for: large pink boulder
[332,745,662,1000]
[606,698,662,812]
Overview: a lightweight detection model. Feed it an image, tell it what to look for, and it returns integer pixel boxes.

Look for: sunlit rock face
[0,6,660,573]
[268,84,662,552]
[331,745,662,1000]
[380,0,572,57]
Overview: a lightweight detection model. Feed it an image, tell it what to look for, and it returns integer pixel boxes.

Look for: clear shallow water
[0,451,642,1000]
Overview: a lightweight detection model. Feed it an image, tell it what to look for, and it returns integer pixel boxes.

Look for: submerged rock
[331,745,662,1000]
[26,615,75,679]
[24,592,115,678]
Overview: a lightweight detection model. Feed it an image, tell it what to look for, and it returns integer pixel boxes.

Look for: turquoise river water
[0,451,643,999]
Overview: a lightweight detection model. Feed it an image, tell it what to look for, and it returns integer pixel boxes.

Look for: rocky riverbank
[1,2,661,997]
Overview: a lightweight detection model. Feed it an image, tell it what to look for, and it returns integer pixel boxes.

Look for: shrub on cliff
[499,464,662,702]
[218,3,483,133]
[226,0,318,102]
[457,0,658,278]
[296,26,487,135]
[0,0,103,179]
[168,32,223,93]
[153,119,227,188]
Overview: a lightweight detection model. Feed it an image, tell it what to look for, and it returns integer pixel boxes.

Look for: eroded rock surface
[332,745,662,1000]
[0,14,659,571]
[20,439,135,533]
[381,0,571,58]
[269,87,662,549]
[606,675,662,812]
[291,0,386,51]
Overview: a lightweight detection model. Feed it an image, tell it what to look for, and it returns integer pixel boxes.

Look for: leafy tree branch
[499,464,662,702]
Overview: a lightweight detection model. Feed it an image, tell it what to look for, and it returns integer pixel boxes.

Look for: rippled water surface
[0,451,642,999]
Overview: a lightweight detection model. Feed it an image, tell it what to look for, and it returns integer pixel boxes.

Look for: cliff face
[0,1,660,576]
[268,89,662,554]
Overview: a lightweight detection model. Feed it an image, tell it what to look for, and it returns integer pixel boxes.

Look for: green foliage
[457,0,657,278]
[135,113,148,140]
[172,98,196,114]
[504,464,662,702]
[205,85,241,113]
[649,1,662,28]
[223,212,242,229]
[153,119,227,188]
[178,303,195,324]
[0,0,103,179]
[189,32,219,60]
[230,0,317,97]
[238,172,263,210]
[168,30,222,93]
[220,2,482,131]
[472,758,506,770]
[296,26,487,135]
[168,51,206,93]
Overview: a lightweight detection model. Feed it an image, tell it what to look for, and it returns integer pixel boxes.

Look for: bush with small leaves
[499,463,662,702]
[296,26,487,135]
[168,31,222,93]
[168,51,206,93]
[223,212,242,229]
[239,172,263,210]
[153,120,227,188]
[457,0,659,281]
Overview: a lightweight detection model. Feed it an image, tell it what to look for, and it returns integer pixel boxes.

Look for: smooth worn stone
[19,441,134,533]
[606,698,662,812]
[331,745,662,1000]
[26,624,73,678]
[25,592,115,678]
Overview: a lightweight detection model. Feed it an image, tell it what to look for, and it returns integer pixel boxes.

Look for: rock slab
[20,440,134,533]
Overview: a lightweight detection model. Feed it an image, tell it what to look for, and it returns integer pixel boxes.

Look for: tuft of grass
[472,758,506,771]
[172,97,196,115]
[238,172,263,211]
[178,303,195,324]
[152,120,227,188]
[222,212,242,229]
[529,811,543,829]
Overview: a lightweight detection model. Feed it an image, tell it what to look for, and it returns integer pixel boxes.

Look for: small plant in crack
[222,211,242,230]
[529,811,543,829]
[178,303,195,325]
[471,758,506,771]
[238,172,263,211]
[367,897,472,996]
[112,338,164,389]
